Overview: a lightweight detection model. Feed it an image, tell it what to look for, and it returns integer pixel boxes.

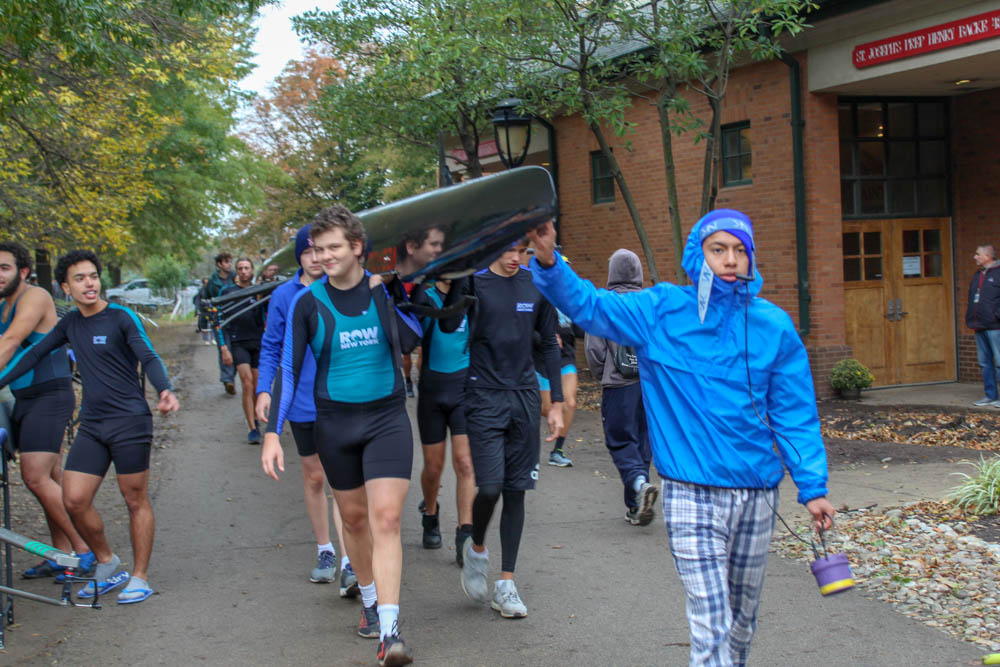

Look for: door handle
[895,298,908,321]
[884,299,895,320]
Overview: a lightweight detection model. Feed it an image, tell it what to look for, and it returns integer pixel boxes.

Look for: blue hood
[683,210,763,323]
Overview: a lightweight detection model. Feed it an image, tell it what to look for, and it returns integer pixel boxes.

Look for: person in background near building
[0,249,179,604]
[265,206,421,666]
[410,278,475,562]
[395,226,445,398]
[218,258,265,444]
[0,242,95,580]
[445,238,564,620]
[583,248,657,526]
[528,211,835,666]
[966,244,1000,408]
[205,252,236,395]
[256,224,355,594]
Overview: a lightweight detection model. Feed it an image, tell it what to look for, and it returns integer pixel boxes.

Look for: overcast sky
[238,0,331,96]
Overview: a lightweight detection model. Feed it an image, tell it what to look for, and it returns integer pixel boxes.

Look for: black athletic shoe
[358,602,380,639]
[224,382,236,395]
[404,378,414,398]
[455,524,474,567]
[421,511,442,549]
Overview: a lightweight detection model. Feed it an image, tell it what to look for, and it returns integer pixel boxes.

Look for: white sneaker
[460,538,489,603]
[974,397,994,406]
[491,579,527,618]
[992,400,1000,408]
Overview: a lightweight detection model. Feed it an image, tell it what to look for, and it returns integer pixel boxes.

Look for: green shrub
[949,455,1000,516]
[145,255,189,291]
[830,358,874,391]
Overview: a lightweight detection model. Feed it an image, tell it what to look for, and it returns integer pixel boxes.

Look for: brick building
[450,0,1000,398]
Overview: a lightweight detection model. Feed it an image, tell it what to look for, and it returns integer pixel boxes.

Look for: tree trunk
[699,96,721,216]
[34,248,52,295]
[657,85,686,284]
[589,121,660,284]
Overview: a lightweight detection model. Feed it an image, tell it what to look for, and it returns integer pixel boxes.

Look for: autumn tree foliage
[234,49,427,257]
[0,0,265,269]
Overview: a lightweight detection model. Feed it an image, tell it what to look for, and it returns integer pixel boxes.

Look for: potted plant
[830,358,874,399]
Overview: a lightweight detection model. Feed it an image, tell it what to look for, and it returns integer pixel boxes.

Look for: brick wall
[952,87,1000,383]
[553,54,850,398]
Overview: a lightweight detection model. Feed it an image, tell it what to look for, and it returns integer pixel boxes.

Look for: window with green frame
[721,122,752,186]
[591,150,614,203]
[839,99,949,217]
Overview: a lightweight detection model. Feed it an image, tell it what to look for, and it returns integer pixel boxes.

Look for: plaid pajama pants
[661,479,779,667]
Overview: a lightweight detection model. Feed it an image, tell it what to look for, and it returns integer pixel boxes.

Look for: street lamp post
[492,98,532,169]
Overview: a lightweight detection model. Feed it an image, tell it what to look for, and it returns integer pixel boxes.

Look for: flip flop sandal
[117,586,154,604]
[77,570,130,599]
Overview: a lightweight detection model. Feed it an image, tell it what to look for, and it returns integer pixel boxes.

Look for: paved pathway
[0,333,985,665]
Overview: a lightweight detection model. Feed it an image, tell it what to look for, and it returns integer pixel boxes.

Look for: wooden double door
[843,218,956,386]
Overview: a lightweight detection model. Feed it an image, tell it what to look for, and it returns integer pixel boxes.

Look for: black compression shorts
[12,378,75,455]
[66,415,153,476]
[464,386,541,491]
[314,396,413,490]
[230,340,260,369]
[289,420,317,457]
[416,382,466,444]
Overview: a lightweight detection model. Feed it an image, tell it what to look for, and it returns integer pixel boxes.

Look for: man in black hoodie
[966,244,1000,407]
[584,249,658,525]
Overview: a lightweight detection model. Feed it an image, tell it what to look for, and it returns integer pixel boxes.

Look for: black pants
[601,383,651,510]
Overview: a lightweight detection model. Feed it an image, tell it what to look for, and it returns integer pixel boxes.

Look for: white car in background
[105,278,151,301]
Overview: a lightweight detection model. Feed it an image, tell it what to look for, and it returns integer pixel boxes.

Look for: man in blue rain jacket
[527,210,836,667]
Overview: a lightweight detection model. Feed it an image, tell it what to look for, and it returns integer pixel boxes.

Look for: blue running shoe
[311,550,335,583]
[357,602,380,639]
[340,562,359,598]
[248,428,261,445]
[548,449,573,467]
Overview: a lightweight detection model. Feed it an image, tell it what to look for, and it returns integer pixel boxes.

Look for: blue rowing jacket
[530,220,828,505]
[258,270,316,425]
[0,303,170,419]
[0,294,71,395]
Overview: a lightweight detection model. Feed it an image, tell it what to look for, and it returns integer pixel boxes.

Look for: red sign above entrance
[853,8,1000,69]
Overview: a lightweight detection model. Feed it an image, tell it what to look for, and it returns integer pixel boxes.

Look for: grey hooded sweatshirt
[584,248,643,387]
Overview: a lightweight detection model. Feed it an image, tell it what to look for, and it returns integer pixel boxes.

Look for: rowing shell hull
[261,166,556,284]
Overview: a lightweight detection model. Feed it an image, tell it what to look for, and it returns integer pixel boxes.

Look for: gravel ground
[771,501,1000,652]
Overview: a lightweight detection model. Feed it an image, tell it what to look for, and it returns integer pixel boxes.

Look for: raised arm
[527,222,659,348]
[0,288,52,369]
[0,317,68,389]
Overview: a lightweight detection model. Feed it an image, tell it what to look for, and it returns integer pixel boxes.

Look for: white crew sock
[317,542,334,556]
[341,555,350,570]
[633,475,648,493]
[360,581,377,608]
[377,604,399,640]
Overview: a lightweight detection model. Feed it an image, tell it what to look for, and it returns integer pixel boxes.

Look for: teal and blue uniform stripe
[0,301,71,393]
